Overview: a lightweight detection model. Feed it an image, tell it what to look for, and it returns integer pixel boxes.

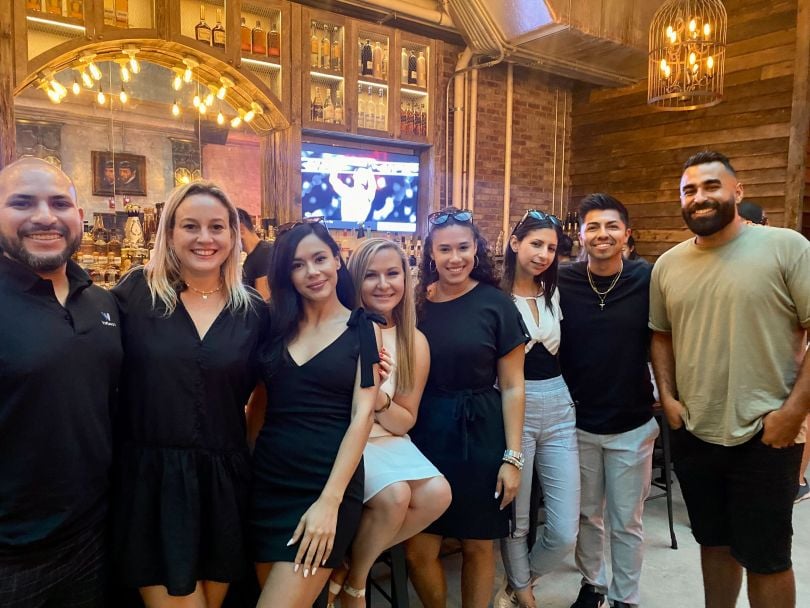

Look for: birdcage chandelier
[648,0,727,111]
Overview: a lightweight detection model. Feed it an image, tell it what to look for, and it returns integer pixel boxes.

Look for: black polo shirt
[0,254,122,558]
[242,240,273,289]
[558,259,654,434]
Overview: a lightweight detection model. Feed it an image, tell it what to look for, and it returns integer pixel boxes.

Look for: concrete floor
[368,482,810,607]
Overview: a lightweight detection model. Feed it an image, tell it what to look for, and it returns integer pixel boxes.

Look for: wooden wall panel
[570,0,804,259]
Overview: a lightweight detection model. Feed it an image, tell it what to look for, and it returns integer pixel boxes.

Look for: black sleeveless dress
[251,309,380,566]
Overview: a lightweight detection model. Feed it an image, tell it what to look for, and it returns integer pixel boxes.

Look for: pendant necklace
[586,262,623,311]
[185,281,223,300]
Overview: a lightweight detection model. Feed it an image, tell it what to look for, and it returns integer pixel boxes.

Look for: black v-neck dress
[250,309,379,566]
[111,270,268,596]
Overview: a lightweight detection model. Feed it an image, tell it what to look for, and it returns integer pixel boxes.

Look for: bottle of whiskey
[416,51,427,87]
[372,41,382,79]
[401,47,408,80]
[361,40,373,76]
[408,50,418,84]
[312,87,324,122]
[406,102,414,134]
[323,90,334,123]
[68,0,83,19]
[241,17,252,53]
[321,25,331,69]
[267,23,280,58]
[381,45,388,79]
[331,26,341,70]
[195,5,212,45]
[366,86,375,128]
[310,24,319,67]
[212,9,226,49]
[376,88,386,131]
[357,84,366,128]
[252,21,266,55]
[400,101,409,135]
[419,103,427,136]
[334,89,344,123]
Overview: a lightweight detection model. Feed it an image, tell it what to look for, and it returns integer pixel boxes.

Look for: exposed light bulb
[217,86,227,100]
[72,80,81,95]
[120,64,131,83]
[704,22,711,37]
[173,74,183,91]
[97,87,106,105]
[198,103,207,115]
[46,88,61,103]
[172,100,180,116]
[217,111,225,125]
[183,67,193,83]
[244,109,255,122]
[707,56,714,70]
[666,25,673,38]
[119,86,128,104]
[88,61,102,80]
[81,70,93,88]
[49,79,67,97]
[664,65,671,78]
[692,63,699,74]
[205,92,214,106]
[688,19,696,32]
[660,58,668,71]
[689,52,696,65]
[192,94,201,107]
[230,115,241,128]
[129,56,140,73]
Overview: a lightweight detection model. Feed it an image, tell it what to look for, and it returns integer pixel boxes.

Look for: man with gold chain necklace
[558,193,659,608]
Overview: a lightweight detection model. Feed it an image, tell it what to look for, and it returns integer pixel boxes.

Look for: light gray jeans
[575,417,659,607]
[500,376,580,591]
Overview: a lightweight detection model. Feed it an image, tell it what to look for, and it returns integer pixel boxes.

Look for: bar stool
[647,404,678,549]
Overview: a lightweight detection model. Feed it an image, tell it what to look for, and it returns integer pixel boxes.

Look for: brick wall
[436,43,574,245]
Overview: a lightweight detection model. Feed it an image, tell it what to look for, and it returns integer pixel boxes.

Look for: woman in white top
[495,211,580,608]
[332,238,451,607]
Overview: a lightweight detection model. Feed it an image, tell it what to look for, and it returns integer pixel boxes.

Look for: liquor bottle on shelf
[107,228,122,260]
[416,51,427,87]
[68,0,83,19]
[366,86,375,128]
[372,41,383,79]
[361,39,373,76]
[310,24,319,67]
[323,91,334,123]
[401,47,408,80]
[252,21,266,55]
[400,101,409,135]
[80,223,95,257]
[419,103,427,136]
[195,5,212,45]
[241,17,252,53]
[26,0,41,12]
[408,50,418,85]
[376,88,386,131]
[334,89,344,123]
[406,102,414,135]
[357,84,366,129]
[311,87,324,122]
[267,23,280,58]
[212,9,226,49]
[321,25,331,69]
[331,26,341,70]
[45,0,61,16]
[115,0,128,27]
[382,47,388,79]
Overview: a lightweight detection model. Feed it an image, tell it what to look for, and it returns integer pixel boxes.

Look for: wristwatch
[502,449,525,471]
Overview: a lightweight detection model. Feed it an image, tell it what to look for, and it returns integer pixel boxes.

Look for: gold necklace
[185,281,223,300]
[586,262,623,311]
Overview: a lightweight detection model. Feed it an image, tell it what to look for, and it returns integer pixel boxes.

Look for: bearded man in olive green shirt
[650,151,810,608]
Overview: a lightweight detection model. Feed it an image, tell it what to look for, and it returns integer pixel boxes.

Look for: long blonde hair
[348,238,416,394]
[144,180,253,315]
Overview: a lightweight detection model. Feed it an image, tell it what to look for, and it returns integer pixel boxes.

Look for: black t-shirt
[558,260,654,434]
[418,283,528,391]
[0,256,122,557]
[242,240,273,288]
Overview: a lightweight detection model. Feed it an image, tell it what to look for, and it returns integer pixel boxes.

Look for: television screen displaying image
[301,142,419,232]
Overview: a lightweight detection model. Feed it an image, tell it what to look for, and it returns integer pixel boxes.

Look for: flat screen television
[301,142,419,232]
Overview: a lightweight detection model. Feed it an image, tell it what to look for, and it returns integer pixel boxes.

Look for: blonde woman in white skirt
[328,238,451,607]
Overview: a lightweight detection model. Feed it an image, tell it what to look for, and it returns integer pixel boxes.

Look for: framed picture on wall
[92,151,147,196]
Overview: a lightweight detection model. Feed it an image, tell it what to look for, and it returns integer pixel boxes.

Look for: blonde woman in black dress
[249,220,381,608]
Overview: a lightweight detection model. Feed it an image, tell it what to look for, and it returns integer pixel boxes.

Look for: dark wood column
[0,0,16,169]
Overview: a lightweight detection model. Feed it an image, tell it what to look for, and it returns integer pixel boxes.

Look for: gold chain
[586,262,623,311]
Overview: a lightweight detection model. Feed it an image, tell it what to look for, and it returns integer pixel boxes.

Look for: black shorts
[672,428,803,574]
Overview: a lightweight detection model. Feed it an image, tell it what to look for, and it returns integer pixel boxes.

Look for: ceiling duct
[446,0,664,86]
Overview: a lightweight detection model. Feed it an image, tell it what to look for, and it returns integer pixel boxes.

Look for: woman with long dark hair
[495,211,579,608]
[406,208,528,608]
[249,220,381,608]
[112,181,266,607]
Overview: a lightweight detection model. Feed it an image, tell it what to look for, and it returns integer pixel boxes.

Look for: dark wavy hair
[416,208,498,311]
[267,222,355,352]
[683,150,736,176]
[500,217,563,311]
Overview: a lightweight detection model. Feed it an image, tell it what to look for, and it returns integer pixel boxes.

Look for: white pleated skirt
[363,434,443,502]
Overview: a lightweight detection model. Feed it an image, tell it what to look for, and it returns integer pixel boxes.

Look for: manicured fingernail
[304,568,309,578]
[494,492,500,499]
[286,538,294,546]
[312,567,318,575]
[322,559,327,566]
[294,564,299,572]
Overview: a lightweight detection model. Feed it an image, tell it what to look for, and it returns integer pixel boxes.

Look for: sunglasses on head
[514,209,561,233]
[276,216,327,236]
[428,209,473,226]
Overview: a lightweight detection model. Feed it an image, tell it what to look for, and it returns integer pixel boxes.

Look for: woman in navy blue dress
[249,220,381,608]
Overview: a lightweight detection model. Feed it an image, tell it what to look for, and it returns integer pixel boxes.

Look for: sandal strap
[342,583,366,598]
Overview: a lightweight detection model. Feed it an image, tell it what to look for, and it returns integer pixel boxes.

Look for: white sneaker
[493,582,519,608]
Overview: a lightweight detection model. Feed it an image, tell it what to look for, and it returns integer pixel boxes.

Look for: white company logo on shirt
[100,311,117,327]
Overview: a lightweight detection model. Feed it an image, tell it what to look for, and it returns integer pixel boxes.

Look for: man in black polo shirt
[0,158,122,607]
[559,194,658,608]
[237,208,272,301]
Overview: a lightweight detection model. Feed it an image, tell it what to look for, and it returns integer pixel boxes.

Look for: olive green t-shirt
[649,224,810,446]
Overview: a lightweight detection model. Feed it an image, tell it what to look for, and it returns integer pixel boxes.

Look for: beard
[0,228,82,272]
[682,197,737,236]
